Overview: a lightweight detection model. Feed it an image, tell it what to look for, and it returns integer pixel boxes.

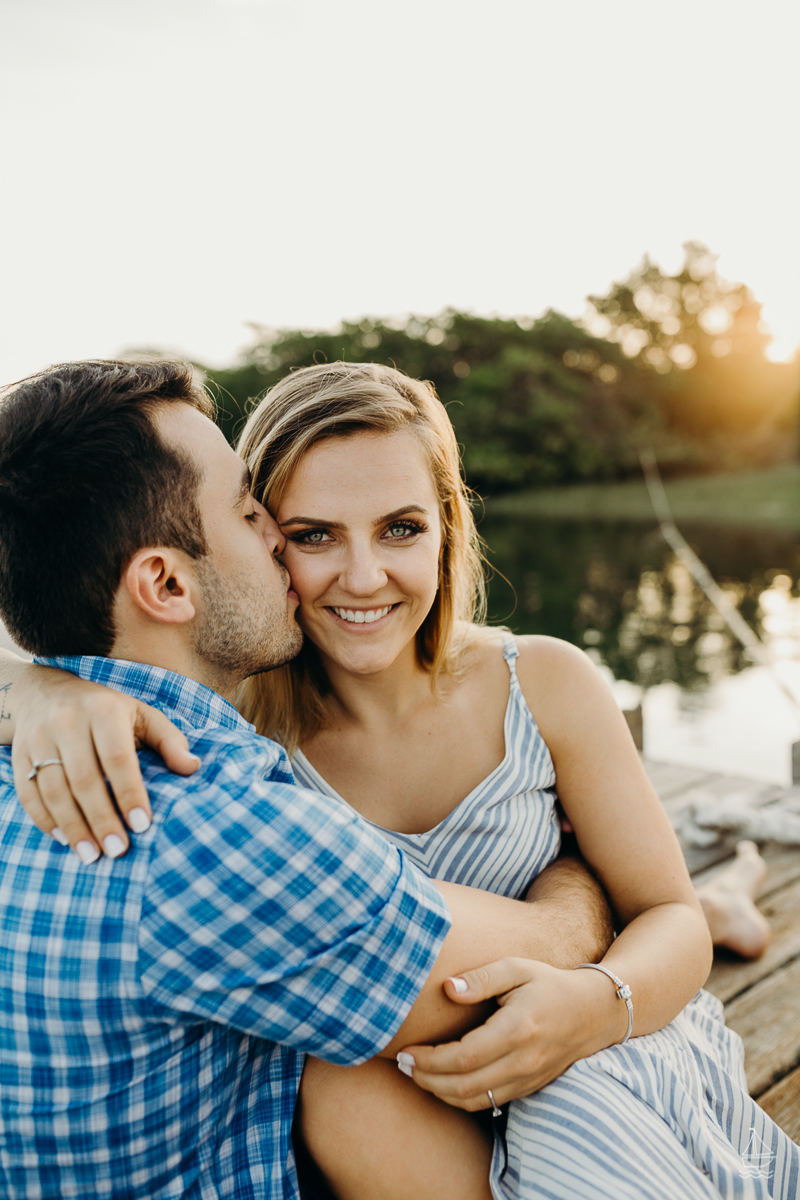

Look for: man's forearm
[522,853,615,967]
[382,856,614,1055]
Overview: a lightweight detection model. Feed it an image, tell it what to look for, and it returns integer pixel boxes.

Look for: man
[0,360,611,1199]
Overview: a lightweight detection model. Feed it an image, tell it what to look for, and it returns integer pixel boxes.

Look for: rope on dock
[675,793,800,849]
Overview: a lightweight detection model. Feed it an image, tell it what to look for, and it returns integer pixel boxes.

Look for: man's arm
[0,649,198,855]
[2,653,613,1070]
[382,853,613,1055]
[298,860,610,1200]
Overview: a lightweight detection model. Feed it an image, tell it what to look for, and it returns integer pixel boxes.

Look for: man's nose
[261,509,286,557]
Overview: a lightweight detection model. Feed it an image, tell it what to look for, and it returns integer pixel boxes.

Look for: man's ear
[124,548,197,626]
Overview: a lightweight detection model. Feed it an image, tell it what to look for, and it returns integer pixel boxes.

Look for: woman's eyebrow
[280,505,429,529]
[374,505,430,525]
[280,516,346,529]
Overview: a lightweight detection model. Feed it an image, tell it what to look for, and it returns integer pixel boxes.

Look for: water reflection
[480,518,800,692]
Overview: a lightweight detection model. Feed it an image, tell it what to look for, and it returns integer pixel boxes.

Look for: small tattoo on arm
[0,683,11,722]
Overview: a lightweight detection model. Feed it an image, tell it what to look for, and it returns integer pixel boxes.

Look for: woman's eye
[245,511,259,523]
[292,529,331,545]
[385,521,424,540]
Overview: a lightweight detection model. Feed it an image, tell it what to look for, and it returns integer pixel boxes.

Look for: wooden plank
[724,957,800,1097]
[683,838,741,877]
[641,761,800,1110]
[757,1066,800,1143]
[689,776,785,806]
[642,756,792,873]
[690,851,740,889]
[705,875,800,1004]
[779,787,800,814]
[643,752,782,804]
[641,760,718,802]
[753,845,800,902]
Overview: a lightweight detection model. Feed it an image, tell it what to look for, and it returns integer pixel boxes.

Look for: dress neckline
[292,636,535,841]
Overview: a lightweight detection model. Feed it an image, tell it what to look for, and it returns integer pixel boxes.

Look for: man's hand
[396,955,624,1110]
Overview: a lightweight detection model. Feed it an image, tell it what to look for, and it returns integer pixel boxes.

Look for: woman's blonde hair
[236,361,487,752]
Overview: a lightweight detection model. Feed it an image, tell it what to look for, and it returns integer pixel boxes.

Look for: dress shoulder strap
[500,632,519,666]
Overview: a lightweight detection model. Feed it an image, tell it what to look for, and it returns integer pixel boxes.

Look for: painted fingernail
[75,841,100,865]
[103,834,127,859]
[449,977,469,994]
[51,827,69,846]
[127,807,151,833]
[397,1052,416,1067]
[397,1062,413,1077]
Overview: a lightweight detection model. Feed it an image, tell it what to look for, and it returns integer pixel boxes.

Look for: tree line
[201,242,799,495]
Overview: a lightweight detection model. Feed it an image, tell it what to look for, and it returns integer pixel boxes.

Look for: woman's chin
[309,627,417,677]
[325,644,408,677]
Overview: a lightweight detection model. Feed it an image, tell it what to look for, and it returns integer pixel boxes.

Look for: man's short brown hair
[0,359,215,656]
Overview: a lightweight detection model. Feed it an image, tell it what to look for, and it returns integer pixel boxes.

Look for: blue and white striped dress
[293,636,799,1199]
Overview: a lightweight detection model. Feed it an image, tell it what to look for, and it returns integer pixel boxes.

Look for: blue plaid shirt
[0,656,451,1200]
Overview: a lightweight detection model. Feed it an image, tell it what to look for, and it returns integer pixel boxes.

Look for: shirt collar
[35,655,255,733]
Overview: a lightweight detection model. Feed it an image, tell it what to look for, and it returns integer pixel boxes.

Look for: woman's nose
[341,547,388,595]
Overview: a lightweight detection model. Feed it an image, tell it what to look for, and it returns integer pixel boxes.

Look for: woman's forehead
[280,429,437,511]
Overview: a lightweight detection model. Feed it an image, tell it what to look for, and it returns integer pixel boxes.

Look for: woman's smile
[275,429,442,675]
[326,602,400,628]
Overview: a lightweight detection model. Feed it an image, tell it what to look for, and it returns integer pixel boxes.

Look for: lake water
[481,516,800,785]
[2,517,798,784]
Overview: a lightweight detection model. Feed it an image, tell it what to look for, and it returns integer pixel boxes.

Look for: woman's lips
[326,603,399,630]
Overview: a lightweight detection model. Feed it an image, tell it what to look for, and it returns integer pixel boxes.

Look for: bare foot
[697,841,772,959]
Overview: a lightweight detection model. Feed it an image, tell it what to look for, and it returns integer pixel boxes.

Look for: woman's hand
[12,665,200,861]
[396,957,623,1110]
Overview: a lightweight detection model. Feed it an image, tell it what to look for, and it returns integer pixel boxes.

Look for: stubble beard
[193,557,303,683]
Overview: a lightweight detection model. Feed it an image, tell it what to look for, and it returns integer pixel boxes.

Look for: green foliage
[588,241,799,439]
[205,309,659,494]
[198,243,799,494]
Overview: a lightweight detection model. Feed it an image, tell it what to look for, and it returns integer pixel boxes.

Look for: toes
[735,840,761,860]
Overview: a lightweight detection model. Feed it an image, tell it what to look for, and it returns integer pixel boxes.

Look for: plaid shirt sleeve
[138,737,451,1064]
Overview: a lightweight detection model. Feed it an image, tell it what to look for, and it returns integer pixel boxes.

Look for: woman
[3,363,793,1198]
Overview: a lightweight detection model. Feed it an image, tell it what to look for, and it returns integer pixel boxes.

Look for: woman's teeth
[332,605,392,624]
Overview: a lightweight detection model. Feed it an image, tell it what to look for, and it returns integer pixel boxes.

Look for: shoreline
[484,464,800,530]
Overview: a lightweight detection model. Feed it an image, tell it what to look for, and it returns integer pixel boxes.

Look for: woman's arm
[382,854,614,1055]
[402,636,712,1112]
[0,648,199,857]
[516,636,712,1032]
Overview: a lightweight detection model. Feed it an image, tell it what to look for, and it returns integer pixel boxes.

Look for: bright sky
[2,0,799,384]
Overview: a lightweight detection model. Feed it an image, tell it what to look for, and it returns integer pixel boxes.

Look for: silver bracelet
[575,963,633,1044]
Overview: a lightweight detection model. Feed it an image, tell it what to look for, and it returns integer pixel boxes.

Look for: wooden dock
[645,759,800,1142]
